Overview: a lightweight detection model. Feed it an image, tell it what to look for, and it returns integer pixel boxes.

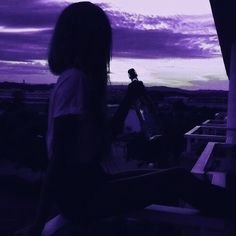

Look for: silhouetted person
[112,68,166,165]
[111,68,157,137]
[128,68,160,136]
[15,2,236,235]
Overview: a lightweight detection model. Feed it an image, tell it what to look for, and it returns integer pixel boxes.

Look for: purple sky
[0,0,228,90]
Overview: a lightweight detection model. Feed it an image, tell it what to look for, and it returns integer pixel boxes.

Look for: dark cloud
[0,0,61,64]
[0,0,63,28]
[0,30,52,61]
[105,8,219,58]
[112,28,218,59]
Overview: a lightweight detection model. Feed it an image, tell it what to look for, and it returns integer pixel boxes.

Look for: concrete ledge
[128,204,226,230]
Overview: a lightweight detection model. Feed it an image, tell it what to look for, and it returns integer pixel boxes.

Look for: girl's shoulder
[59,68,86,83]
[55,68,86,92]
[51,68,86,117]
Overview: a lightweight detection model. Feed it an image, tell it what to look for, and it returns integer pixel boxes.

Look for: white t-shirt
[47,68,86,159]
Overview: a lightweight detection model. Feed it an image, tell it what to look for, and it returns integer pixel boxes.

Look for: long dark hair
[48,2,112,160]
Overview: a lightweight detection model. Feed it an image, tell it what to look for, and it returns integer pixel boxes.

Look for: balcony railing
[184,125,226,154]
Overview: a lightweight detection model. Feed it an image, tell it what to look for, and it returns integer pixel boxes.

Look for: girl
[15,2,236,235]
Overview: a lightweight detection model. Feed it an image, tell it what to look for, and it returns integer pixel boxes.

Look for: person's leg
[61,168,179,223]
[88,168,236,219]
[64,168,236,223]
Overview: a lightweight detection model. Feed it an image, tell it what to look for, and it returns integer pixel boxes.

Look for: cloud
[0,0,63,28]
[0,30,52,62]
[0,0,59,64]
[0,1,220,66]
[112,27,219,59]
[0,60,47,75]
[105,8,220,58]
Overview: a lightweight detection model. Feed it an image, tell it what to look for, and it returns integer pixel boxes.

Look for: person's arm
[110,94,133,138]
[16,115,84,236]
[15,115,85,236]
[144,95,159,118]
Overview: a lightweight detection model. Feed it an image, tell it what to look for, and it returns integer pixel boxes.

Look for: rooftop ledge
[191,142,236,188]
